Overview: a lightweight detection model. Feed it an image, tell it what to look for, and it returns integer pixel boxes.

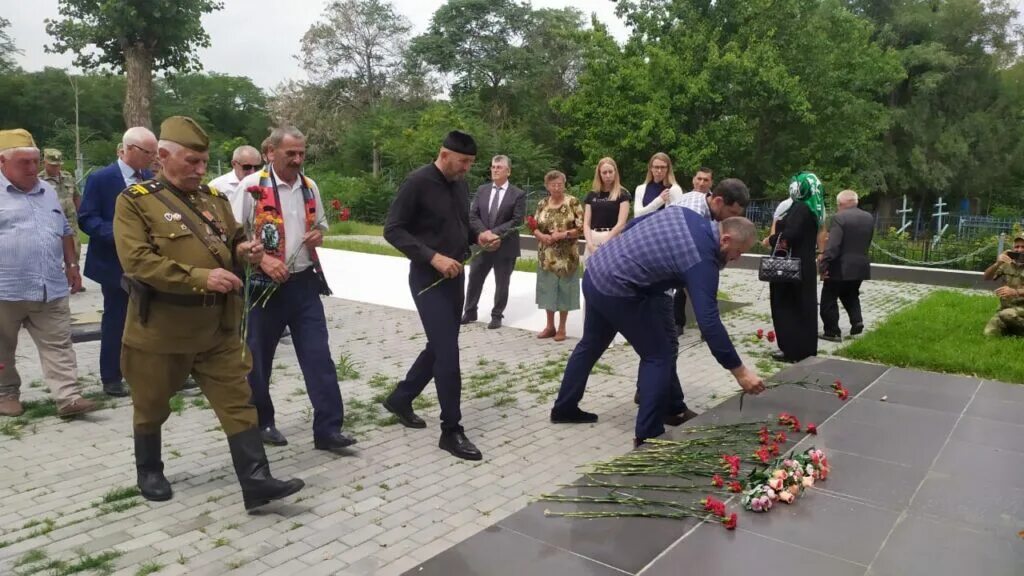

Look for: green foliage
[839,290,1024,383]
[0,16,23,73]
[45,0,223,74]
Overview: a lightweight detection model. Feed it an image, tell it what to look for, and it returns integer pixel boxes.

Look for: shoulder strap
[149,187,232,270]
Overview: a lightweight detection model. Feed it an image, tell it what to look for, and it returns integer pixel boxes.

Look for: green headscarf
[785,171,825,227]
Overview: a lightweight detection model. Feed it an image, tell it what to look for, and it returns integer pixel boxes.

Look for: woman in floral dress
[533,170,584,342]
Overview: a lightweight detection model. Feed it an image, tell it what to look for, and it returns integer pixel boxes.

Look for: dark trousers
[464,254,516,319]
[673,288,687,328]
[389,263,464,431]
[820,279,863,336]
[246,269,343,438]
[553,275,676,441]
[100,282,129,385]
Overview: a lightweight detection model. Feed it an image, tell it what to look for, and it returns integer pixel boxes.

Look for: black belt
[152,290,226,307]
[592,227,613,232]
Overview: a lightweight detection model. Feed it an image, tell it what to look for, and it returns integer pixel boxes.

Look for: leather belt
[592,227,613,232]
[152,290,226,307]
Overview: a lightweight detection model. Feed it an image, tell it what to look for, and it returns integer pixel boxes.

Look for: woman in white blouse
[633,152,684,217]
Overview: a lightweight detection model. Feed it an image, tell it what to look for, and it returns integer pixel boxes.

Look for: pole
[67,73,83,182]
[998,232,1006,255]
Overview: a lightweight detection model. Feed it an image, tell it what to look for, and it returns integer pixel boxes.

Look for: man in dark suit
[461,155,526,329]
[78,127,156,397]
[819,189,874,342]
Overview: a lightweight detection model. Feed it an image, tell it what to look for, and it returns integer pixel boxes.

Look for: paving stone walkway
[0,248,970,575]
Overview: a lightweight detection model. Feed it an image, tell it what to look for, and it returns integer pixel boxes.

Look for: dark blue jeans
[388,263,464,432]
[100,282,129,385]
[246,268,343,438]
[553,274,676,441]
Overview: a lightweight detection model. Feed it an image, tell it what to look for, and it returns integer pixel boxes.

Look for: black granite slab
[404,359,1024,576]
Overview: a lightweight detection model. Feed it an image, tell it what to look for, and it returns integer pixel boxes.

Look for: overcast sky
[7,0,630,91]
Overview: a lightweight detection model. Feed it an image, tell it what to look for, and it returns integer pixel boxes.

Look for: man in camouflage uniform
[982,234,1024,336]
[39,149,82,264]
[114,116,304,510]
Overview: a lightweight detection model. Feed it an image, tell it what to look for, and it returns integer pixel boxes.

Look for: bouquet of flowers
[740,447,830,512]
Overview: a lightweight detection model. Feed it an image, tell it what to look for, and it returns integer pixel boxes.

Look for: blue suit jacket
[79,162,152,285]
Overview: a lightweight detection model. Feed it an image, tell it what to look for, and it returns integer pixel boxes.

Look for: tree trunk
[123,44,154,129]
[372,140,381,178]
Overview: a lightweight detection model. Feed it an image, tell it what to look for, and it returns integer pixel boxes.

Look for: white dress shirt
[117,159,144,187]
[208,170,244,223]
[237,168,327,273]
[488,181,507,224]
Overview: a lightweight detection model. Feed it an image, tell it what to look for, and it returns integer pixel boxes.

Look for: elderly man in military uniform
[983,234,1024,337]
[114,116,303,510]
[39,149,82,267]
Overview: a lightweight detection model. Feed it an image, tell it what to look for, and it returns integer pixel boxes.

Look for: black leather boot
[227,427,305,511]
[134,432,172,502]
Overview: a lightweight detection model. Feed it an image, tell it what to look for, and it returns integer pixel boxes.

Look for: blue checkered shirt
[0,172,73,302]
[586,206,741,369]
[676,191,711,218]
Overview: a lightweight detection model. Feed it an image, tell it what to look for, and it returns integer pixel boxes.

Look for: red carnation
[767,330,776,343]
[806,423,818,434]
[728,481,743,493]
[526,215,539,232]
[340,207,351,222]
[247,185,265,201]
[711,474,724,488]
[778,412,793,425]
[722,513,738,530]
[756,328,764,340]
[769,443,780,456]
[774,431,787,443]
[755,447,771,463]
[330,199,342,211]
[702,496,726,517]
[790,417,801,433]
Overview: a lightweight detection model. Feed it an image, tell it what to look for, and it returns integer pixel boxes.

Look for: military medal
[164,212,173,222]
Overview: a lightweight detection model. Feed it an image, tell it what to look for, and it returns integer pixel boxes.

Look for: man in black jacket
[819,189,874,341]
[462,155,526,329]
[381,131,500,461]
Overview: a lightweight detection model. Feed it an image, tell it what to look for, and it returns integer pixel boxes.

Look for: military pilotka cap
[0,128,37,152]
[43,148,63,164]
[442,130,477,156]
[159,116,209,152]
[1015,234,1024,243]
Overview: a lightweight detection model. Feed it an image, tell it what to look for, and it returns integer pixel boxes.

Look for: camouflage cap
[159,116,209,152]
[1015,234,1024,243]
[43,148,63,164]
[0,129,37,152]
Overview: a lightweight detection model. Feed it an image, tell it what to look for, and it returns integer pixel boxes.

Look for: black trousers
[820,280,863,336]
[464,253,516,319]
[673,289,688,328]
[389,263,464,431]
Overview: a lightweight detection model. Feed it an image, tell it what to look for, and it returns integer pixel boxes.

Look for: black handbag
[759,234,802,283]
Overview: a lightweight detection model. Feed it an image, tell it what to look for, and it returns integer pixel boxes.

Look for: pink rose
[779,491,795,503]
[802,476,815,488]
[751,498,763,512]
[788,484,801,496]
[761,496,773,511]
[765,487,777,500]
[768,478,784,492]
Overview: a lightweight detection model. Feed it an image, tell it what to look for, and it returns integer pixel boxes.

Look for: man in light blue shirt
[0,129,97,418]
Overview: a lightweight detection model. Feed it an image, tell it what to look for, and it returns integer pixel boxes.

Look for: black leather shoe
[382,397,426,428]
[460,311,477,325]
[675,324,686,337]
[227,428,304,511]
[103,379,129,397]
[819,332,842,343]
[663,408,700,426]
[550,408,599,424]
[633,390,640,405]
[439,429,482,461]
[134,432,172,502]
[260,426,288,446]
[314,431,358,454]
[771,351,797,363]
[633,437,646,448]
[850,323,864,336]
[487,317,502,329]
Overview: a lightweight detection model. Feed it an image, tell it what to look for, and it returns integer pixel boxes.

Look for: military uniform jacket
[114,178,245,354]
[39,170,77,201]
[994,260,1024,310]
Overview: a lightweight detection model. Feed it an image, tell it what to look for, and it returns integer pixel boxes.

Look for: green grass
[326,220,385,236]
[336,353,361,381]
[134,562,162,576]
[838,290,1024,383]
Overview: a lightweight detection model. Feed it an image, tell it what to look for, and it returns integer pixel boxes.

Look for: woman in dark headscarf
[768,172,825,363]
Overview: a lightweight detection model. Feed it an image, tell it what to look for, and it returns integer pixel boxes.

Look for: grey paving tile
[932,439,1024,490]
[911,471,1024,535]
[964,394,1024,426]
[950,415,1024,455]
[868,513,1024,576]
[976,380,1024,403]
[641,522,865,576]
[810,449,925,510]
[862,378,973,415]
[402,526,628,576]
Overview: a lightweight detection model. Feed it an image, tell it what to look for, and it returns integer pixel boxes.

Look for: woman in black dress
[768,172,825,363]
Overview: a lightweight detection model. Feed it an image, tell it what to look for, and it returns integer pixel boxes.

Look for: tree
[45,0,224,129]
[560,0,903,194]
[0,17,22,73]
[299,0,414,176]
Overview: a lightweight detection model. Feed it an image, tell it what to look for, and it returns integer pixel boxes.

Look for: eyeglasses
[129,144,154,156]
[236,163,261,171]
